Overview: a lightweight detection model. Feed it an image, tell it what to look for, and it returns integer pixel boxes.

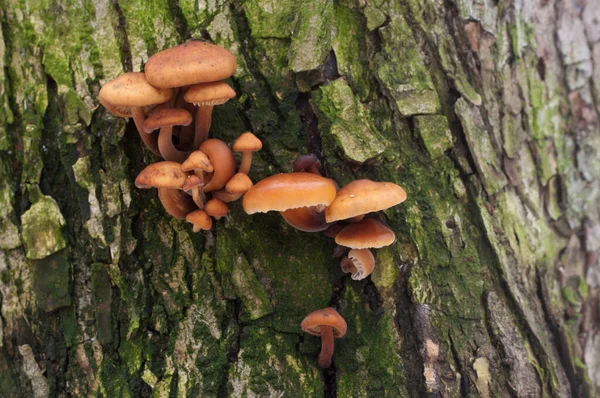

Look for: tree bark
[0,0,598,397]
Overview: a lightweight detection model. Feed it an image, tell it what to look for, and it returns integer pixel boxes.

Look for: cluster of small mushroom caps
[98,41,407,369]
[242,154,407,368]
[99,41,262,229]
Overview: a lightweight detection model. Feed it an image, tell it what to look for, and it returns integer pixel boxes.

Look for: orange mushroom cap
[186,210,213,232]
[182,150,214,173]
[184,81,236,106]
[335,218,395,249]
[143,108,193,133]
[225,173,253,194]
[325,179,407,223]
[301,307,347,338]
[242,172,337,215]
[232,132,262,153]
[135,161,189,189]
[280,207,331,232]
[99,72,173,108]
[145,41,237,88]
[342,249,376,280]
[157,188,196,220]
[205,198,229,220]
[199,139,236,192]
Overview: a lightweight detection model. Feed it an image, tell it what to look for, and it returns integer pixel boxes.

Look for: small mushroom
[205,198,229,220]
[199,139,236,192]
[280,207,331,232]
[182,150,214,208]
[335,218,395,249]
[325,179,407,223]
[340,249,375,280]
[186,209,213,232]
[184,81,236,148]
[232,132,262,175]
[301,307,347,368]
[99,72,173,156]
[293,154,321,175]
[144,108,194,162]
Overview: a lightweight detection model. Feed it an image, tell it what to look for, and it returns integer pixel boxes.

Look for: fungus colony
[99,41,407,369]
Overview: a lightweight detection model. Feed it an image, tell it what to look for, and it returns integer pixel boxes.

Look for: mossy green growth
[413,115,453,159]
[119,337,143,375]
[232,254,274,322]
[335,286,409,397]
[243,0,295,39]
[288,0,334,72]
[375,7,440,115]
[21,189,67,260]
[228,326,322,397]
[91,263,113,344]
[317,79,388,163]
[31,249,71,312]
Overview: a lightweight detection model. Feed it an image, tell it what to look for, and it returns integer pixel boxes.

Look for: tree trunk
[0,0,598,396]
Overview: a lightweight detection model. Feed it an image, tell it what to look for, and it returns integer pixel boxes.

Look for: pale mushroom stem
[132,106,161,156]
[191,171,206,209]
[340,257,357,275]
[158,126,191,163]
[194,105,214,149]
[318,326,335,368]
[238,152,253,175]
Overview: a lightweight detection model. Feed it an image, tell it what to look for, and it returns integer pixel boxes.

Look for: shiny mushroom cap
[343,249,375,280]
[335,218,395,249]
[143,108,193,133]
[99,72,173,108]
[184,81,236,106]
[242,172,337,215]
[325,179,407,223]
[301,307,347,338]
[145,41,237,88]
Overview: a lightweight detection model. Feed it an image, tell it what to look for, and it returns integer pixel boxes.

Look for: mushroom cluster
[99,41,262,229]
[243,155,406,368]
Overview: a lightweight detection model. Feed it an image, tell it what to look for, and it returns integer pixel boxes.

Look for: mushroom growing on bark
[301,307,347,368]
[199,139,236,192]
[232,132,262,174]
[186,209,212,232]
[242,172,337,231]
[99,72,173,156]
[340,249,375,280]
[143,108,194,162]
[335,218,396,249]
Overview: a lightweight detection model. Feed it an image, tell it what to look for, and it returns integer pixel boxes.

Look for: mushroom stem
[194,105,214,149]
[340,256,357,275]
[132,106,161,156]
[192,186,206,209]
[238,152,253,175]
[318,326,335,368]
[158,126,191,163]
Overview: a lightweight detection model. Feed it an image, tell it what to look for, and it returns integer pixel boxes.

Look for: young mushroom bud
[340,249,375,280]
[182,150,214,209]
[232,132,262,175]
[301,307,347,368]
[186,210,213,232]
[205,198,229,220]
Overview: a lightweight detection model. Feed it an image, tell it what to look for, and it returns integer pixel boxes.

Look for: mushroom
[182,150,214,209]
[157,188,196,220]
[186,209,213,232]
[143,108,194,162]
[99,72,173,156]
[205,198,229,220]
[325,179,407,223]
[144,41,237,89]
[335,218,395,249]
[211,172,253,203]
[340,249,375,280]
[280,207,331,232]
[293,154,321,175]
[232,132,262,175]
[184,81,236,148]
[301,307,347,368]
[135,161,189,189]
[199,139,236,192]
[243,172,337,214]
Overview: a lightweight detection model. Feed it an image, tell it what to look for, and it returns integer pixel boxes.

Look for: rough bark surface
[0,0,598,397]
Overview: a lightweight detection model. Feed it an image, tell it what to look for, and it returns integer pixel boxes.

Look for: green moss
[317,79,388,163]
[243,0,295,39]
[20,189,67,260]
[288,0,334,72]
[231,254,274,322]
[119,338,143,375]
[413,115,453,159]
[92,263,113,344]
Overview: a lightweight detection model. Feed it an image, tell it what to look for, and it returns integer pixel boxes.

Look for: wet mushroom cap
[184,81,236,106]
[335,218,395,249]
[99,72,173,107]
[135,161,189,189]
[243,172,337,215]
[143,108,193,133]
[325,179,407,223]
[301,307,347,338]
[145,41,237,88]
